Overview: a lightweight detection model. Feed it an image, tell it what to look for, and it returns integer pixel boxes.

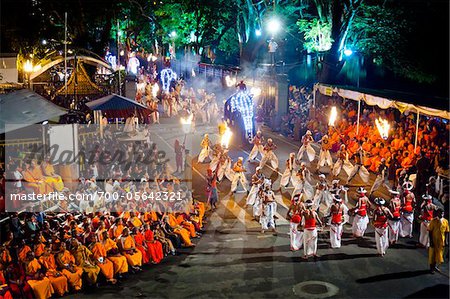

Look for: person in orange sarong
[128,212,143,228]
[176,213,197,238]
[30,160,53,194]
[90,235,117,284]
[133,228,152,264]
[24,252,54,299]
[143,224,164,264]
[55,242,83,291]
[166,213,194,246]
[119,228,143,270]
[22,162,47,194]
[41,159,65,191]
[70,239,100,286]
[18,241,32,264]
[38,247,69,297]
[101,231,128,277]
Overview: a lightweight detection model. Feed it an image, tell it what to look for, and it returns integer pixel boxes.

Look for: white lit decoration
[375,117,390,140]
[328,106,337,126]
[230,91,255,140]
[225,75,236,87]
[220,123,233,149]
[127,53,140,75]
[191,68,196,77]
[160,68,177,93]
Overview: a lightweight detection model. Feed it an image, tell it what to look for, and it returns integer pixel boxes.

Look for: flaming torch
[225,75,236,87]
[328,106,337,126]
[152,83,159,98]
[220,124,233,149]
[375,117,390,140]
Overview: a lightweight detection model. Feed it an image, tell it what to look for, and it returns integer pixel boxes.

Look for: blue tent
[86,94,151,118]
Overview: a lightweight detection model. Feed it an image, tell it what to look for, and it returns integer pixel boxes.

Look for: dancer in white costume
[332,144,353,177]
[373,198,393,256]
[329,180,349,206]
[329,194,345,249]
[209,144,223,173]
[387,190,402,245]
[198,134,212,163]
[230,157,248,193]
[280,153,298,187]
[418,194,436,248]
[287,194,304,251]
[248,131,265,161]
[317,135,333,170]
[297,130,316,162]
[302,200,322,258]
[247,167,265,206]
[313,174,331,211]
[292,169,314,200]
[260,181,277,234]
[352,187,371,238]
[217,150,234,182]
[259,138,279,170]
[369,158,390,196]
[346,145,370,184]
[400,181,416,238]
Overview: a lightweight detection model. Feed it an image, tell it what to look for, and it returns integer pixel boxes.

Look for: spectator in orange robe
[143,224,164,264]
[24,252,54,299]
[101,231,128,277]
[131,228,150,264]
[55,242,83,292]
[90,235,117,284]
[119,228,143,270]
[38,247,69,297]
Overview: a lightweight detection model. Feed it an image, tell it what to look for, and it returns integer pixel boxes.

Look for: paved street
[71,117,449,298]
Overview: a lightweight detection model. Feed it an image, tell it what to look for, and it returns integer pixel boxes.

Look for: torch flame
[180,113,193,125]
[375,117,390,140]
[328,106,337,126]
[225,75,236,87]
[152,83,159,98]
[220,124,233,149]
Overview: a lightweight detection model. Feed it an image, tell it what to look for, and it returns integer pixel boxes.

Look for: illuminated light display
[160,68,177,93]
[250,87,261,97]
[328,106,337,126]
[375,117,390,140]
[229,91,255,140]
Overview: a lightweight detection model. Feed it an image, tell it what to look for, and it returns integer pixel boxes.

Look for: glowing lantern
[221,124,233,149]
[328,106,337,126]
[375,118,390,140]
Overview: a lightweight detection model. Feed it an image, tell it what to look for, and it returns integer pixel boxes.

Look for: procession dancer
[280,153,298,188]
[209,144,223,173]
[217,150,233,182]
[302,200,322,259]
[247,167,265,207]
[313,174,331,211]
[329,180,349,206]
[346,146,370,185]
[259,138,279,170]
[297,130,316,162]
[329,195,345,249]
[400,181,416,238]
[206,169,218,211]
[387,190,401,245]
[260,180,277,234]
[248,131,265,162]
[369,158,390,197]
[287,194,304,251]
[230,157,248,193]
[198,134,212,163]
[292,170,314,200]
[373,198,393,256]
[252,183,264,221]
[418,194,436,248]
[332,144,353,177]
[352,187,371,238]
[317,135,333,170]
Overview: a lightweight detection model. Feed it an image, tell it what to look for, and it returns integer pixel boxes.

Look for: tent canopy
[316,84,450,119]
[86,93,151,118]
[0,89,67,134]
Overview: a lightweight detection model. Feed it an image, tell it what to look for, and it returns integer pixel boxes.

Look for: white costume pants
[290,222,303,251]
[375,227,389,255]
[259,151,278,169]
[352,214,369,237]
[303,228,318,256]
[419,222,430,247]
[400,212,414,238]
[231,172,248,192]
[198,146,211,163]
[330,223,343,248]
[249,144,264,160]
[388,219,401,244]
[318,149,333,168]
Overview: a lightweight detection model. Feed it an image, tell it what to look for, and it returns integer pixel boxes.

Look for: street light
[344,49,353,57]
[267,18,281,35]
[170,31,177,38]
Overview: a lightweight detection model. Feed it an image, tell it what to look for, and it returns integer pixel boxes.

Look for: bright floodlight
[170,31,177,38]
[255,29,262,36]
[267,18,281,35]
[42,39,47,45]
[344,49,353,57]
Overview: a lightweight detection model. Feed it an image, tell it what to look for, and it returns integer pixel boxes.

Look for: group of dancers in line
[198,130,438,259]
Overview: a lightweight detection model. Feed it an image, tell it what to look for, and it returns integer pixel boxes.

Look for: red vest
[422,208,433,222]
[331,210,343,224]
[304,217,316,229]
[374,210,388,228]
[358,202,367,216]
